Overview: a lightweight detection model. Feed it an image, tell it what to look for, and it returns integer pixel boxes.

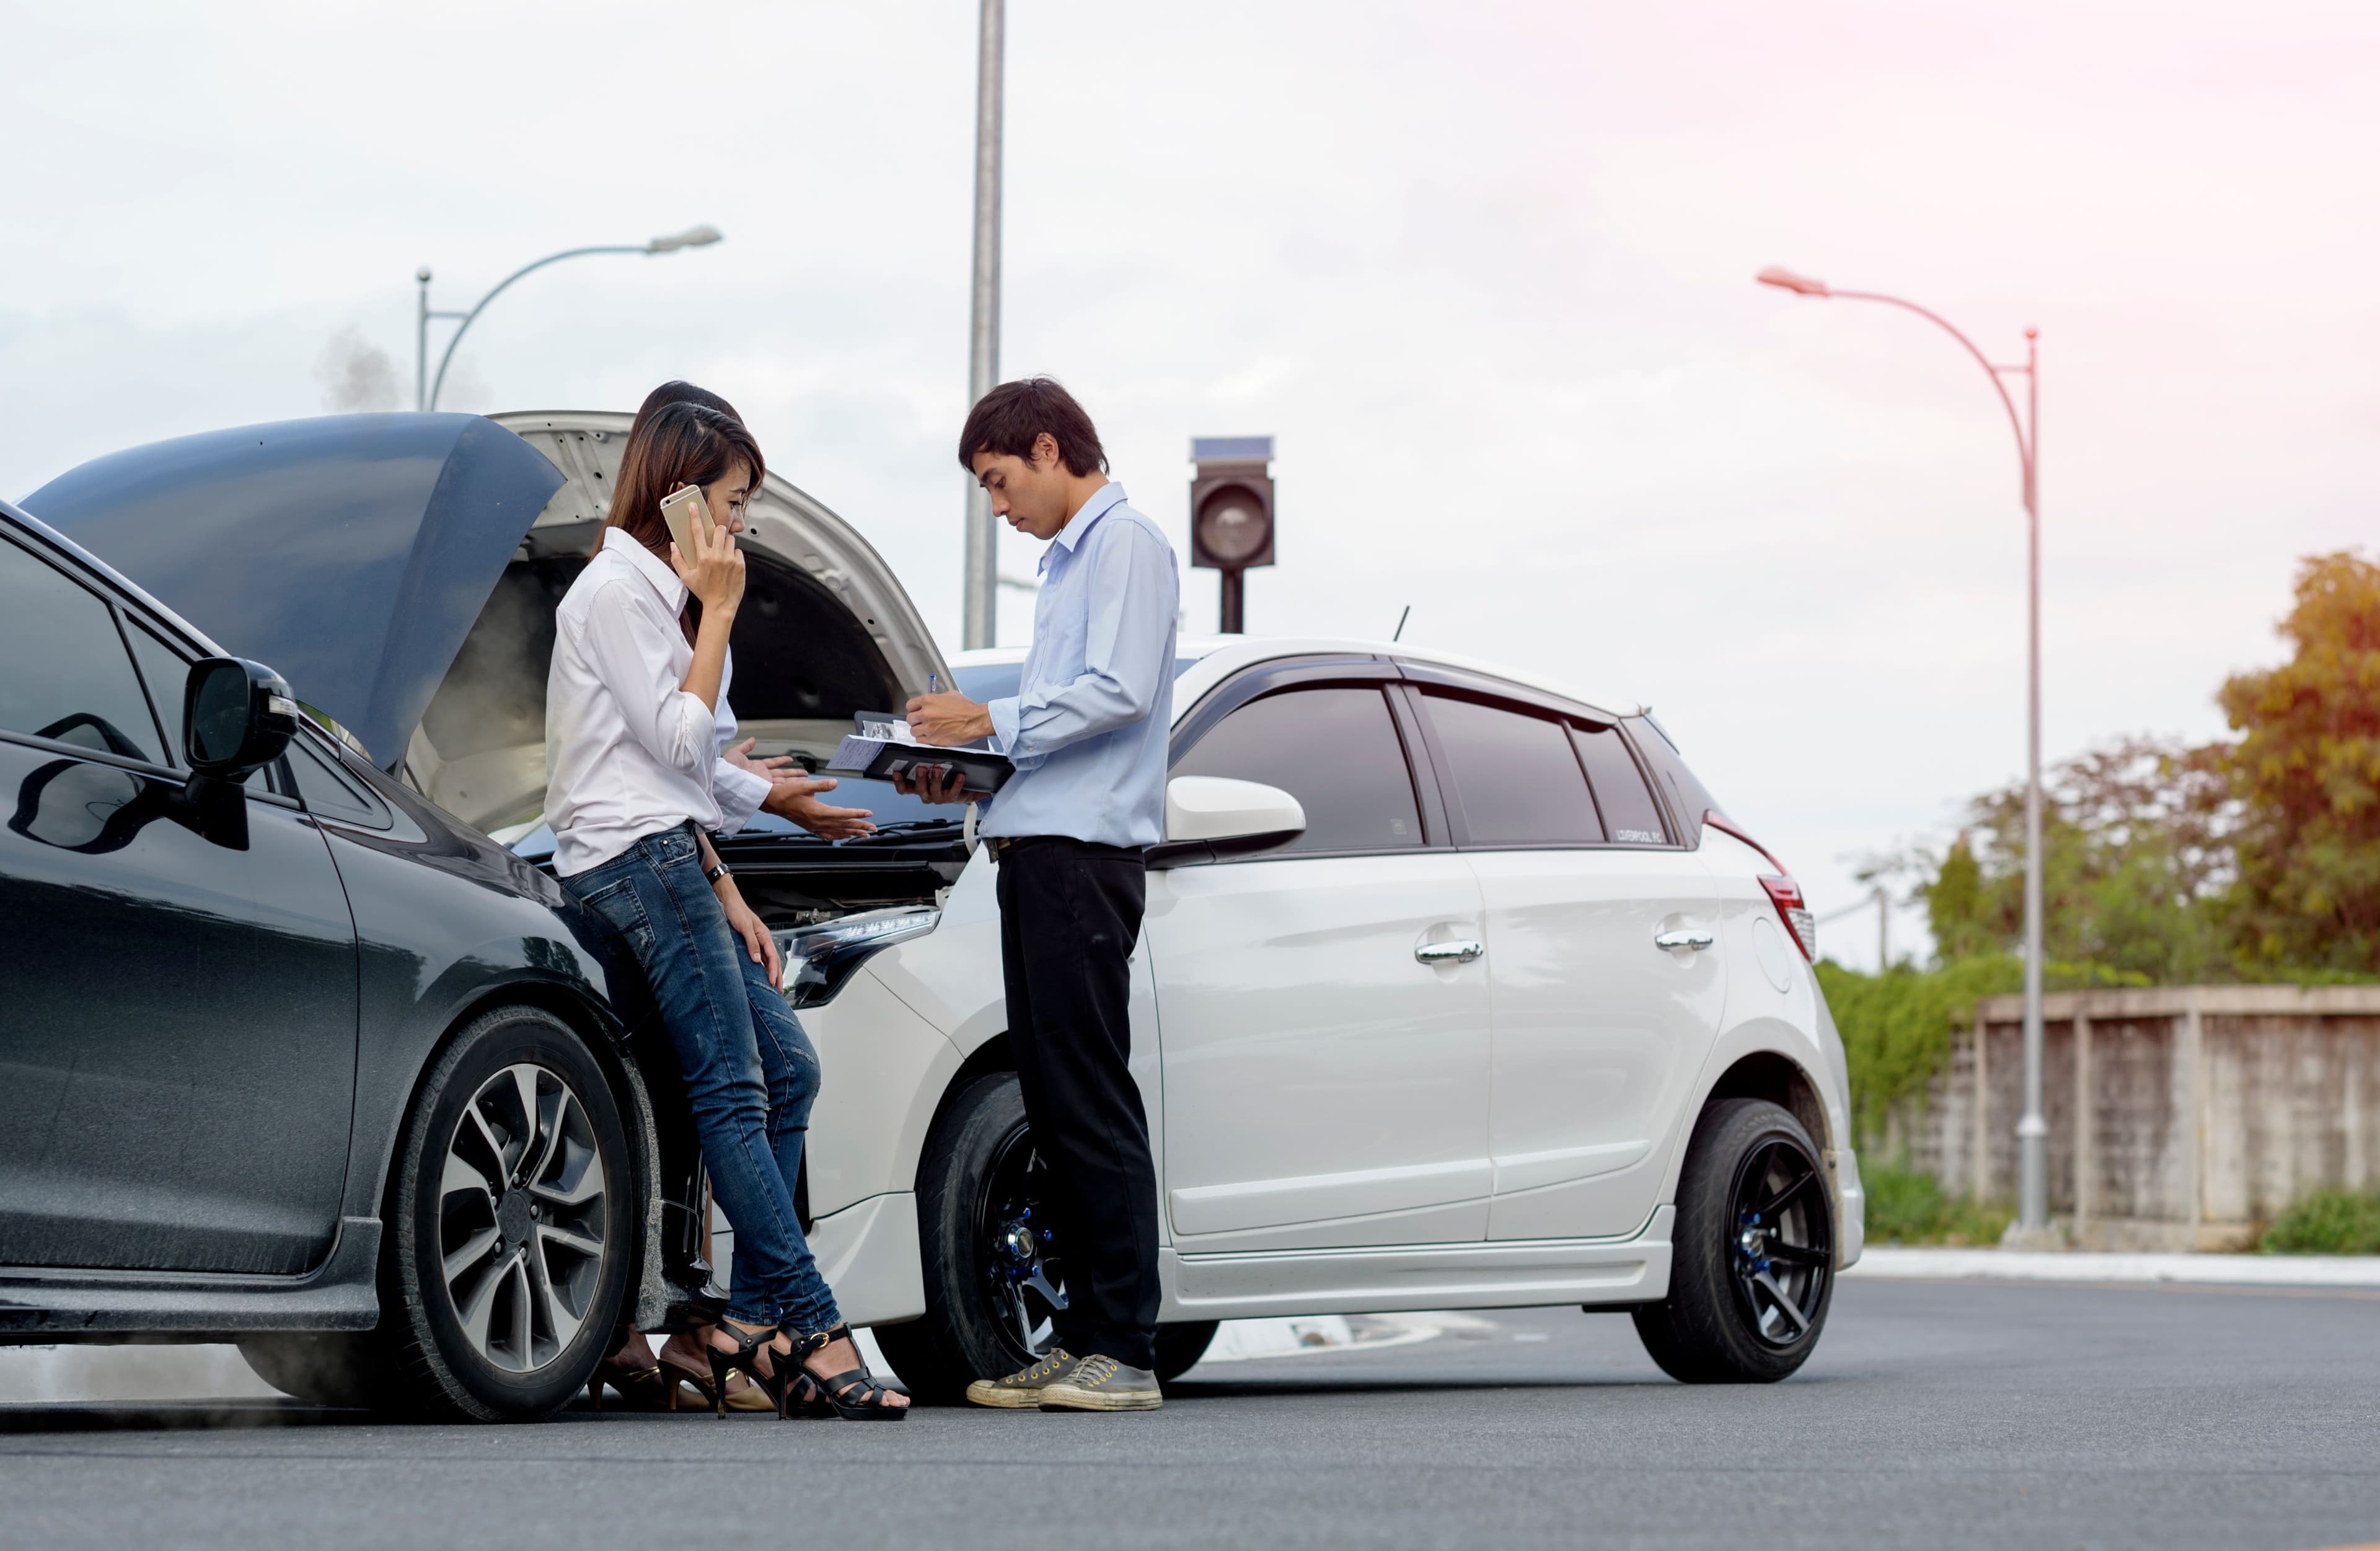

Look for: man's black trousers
[993,835,1160,1370]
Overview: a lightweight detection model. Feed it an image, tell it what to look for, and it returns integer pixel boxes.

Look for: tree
[1876,736,2234,982]
[2219,551,2380,972]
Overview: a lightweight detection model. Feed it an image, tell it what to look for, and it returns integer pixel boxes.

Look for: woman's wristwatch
[704,861,730,887]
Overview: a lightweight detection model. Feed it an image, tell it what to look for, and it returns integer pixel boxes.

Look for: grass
[1862,1164,2014,1247]
[2260,1188,2380,1254]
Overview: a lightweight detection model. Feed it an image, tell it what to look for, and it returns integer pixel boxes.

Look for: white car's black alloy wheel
[1632,1097,1837,1384]
[1726,1133,1832,1349]
[976,1122,1070,1368]
[437,1061,612,1374]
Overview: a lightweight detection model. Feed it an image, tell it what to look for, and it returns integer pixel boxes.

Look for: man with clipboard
[899,377,1180,1412]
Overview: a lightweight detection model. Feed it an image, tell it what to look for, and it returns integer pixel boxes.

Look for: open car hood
[25,411,950,835]
[23,413,563,768]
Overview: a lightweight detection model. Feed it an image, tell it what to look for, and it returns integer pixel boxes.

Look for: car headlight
[773,907,941,1008]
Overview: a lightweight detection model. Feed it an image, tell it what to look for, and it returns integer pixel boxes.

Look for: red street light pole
[1757,266,2051,1241]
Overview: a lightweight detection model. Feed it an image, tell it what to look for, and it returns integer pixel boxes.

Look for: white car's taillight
[1760,875,1817,961]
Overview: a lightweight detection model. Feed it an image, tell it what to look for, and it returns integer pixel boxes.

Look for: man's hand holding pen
[892,688,994,805]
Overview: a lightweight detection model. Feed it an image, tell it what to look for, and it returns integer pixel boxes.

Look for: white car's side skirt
[1158,1205,1675,1320]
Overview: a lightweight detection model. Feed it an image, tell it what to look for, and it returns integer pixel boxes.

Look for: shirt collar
[1042,482,1128,571]
[603,525,687,612]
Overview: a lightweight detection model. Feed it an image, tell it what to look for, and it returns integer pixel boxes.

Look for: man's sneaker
[1037,1353,1162,1412]
[965,1348,1081,1408]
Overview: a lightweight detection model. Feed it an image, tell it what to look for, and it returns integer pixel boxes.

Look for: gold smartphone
[658,484,715,557]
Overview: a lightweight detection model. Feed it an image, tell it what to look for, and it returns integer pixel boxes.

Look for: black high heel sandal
[704,1325,799,1420]
[790,1323,909,1421]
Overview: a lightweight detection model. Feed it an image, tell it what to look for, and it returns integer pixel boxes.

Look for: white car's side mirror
[1153,776,1305,867]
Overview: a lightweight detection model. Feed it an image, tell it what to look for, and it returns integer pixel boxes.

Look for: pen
[928,672,940,695]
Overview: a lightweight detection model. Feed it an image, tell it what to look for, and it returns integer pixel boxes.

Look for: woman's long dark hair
[602,400,765,643]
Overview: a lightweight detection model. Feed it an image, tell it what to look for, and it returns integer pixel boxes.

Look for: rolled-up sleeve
[578,581,714,781]
[1002,523,1178,762]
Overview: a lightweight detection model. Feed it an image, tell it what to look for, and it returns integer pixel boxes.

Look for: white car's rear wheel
[1633,1097,1835,1384]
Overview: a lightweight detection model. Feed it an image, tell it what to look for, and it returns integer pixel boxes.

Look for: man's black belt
[986,835,1148,862]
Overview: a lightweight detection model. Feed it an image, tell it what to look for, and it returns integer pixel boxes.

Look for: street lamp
[1758,265,2053,1243]
[414,225,723,412]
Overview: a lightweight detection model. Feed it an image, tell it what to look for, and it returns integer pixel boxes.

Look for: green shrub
[1859,1163,2013,1247]
[1816,956,2148,1146]
[2261,1188,2380,1254]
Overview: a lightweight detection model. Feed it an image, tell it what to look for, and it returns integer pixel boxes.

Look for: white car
[102,408,1861,1405]
[811,640,1865,1394]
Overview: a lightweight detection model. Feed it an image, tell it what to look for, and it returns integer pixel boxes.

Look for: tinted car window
[283,735,387,826]
[1629,716,1718,845]
[1571,724,1668,845]
[1171,685,1423,854]
[1419,690,1602,846]
[0,537,164,763]
[125,620,194,766]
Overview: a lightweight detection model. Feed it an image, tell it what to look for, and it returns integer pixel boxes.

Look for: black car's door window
[1170,685,1424,855]
[1417,690,1603,846]
[0,538,165,763]
[1571,724,1670,846]
[282,734,389,827]
[124,619,195,766]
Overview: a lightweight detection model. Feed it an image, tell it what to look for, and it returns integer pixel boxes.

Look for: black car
[3,413,963,1420]
[1,422,677,1421]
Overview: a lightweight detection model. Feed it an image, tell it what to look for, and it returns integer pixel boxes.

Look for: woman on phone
[545,400,906,1419]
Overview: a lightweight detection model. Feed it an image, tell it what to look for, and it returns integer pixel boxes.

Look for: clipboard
[822,713,1014,797]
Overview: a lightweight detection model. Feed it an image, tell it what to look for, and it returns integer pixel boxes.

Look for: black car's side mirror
[185,657,300,778]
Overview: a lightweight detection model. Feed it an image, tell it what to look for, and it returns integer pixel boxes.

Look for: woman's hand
[716,879,782,984]
[669,493,747,616]
[762,773,878,838]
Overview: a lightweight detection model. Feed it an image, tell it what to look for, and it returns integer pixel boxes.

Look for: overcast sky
[6,0,2377,967]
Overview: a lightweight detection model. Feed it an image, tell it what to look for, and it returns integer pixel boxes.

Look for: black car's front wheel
[1633,1097,1835,1384]
[382,1004,633,1420]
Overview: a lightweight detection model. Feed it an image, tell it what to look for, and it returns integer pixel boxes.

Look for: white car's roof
[950,636,1642,721]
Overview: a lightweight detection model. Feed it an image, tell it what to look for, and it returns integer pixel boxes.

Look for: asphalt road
[4,1278,2377,1551]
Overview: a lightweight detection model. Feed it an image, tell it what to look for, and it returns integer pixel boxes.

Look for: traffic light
[1189,436,1275,633]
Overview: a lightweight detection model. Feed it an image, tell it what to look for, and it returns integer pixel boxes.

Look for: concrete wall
[1887,986,2380,1250]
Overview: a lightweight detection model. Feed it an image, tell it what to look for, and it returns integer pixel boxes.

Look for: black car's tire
[1633,1097,1835,1384]
[1152,1320,1220,1382]
[878,1072,1075,1404]
[236,1331,390,1407]
[376,1004,635,1421]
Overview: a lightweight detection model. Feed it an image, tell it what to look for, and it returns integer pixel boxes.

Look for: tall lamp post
[415,225,723,412]
[960,0,1005,649]
[1758,265,2052,1241]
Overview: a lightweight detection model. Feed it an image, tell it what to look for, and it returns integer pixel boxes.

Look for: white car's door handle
[1654,928,1716,952]
[1415,939,1485,965]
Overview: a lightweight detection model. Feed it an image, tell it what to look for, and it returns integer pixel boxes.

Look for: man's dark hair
[957,377,1108,477]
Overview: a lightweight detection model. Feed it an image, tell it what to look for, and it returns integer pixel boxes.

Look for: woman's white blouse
[546,528,728,876]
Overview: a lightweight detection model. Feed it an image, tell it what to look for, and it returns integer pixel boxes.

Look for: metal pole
[1756,271,2049,1236]
[1219,569,1244,635]
[960,0,1005,651]
[415,268,432,412]
[2017,327,2048,1234]
[428,244,648,413]
[1875,884,1889,972]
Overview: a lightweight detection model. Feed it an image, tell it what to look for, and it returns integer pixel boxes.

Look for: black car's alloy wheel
[876,1071,1217,1402]
[385,1005,633,1420]
[1633,1097,1836,1384]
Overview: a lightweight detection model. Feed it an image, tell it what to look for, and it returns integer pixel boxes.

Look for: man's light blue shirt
[981,483,1179,848]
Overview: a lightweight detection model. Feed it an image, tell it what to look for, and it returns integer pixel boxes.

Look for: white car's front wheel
[877,1071,1217,1402]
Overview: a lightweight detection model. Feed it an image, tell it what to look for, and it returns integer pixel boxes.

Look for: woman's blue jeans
[562,822,839,1333]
